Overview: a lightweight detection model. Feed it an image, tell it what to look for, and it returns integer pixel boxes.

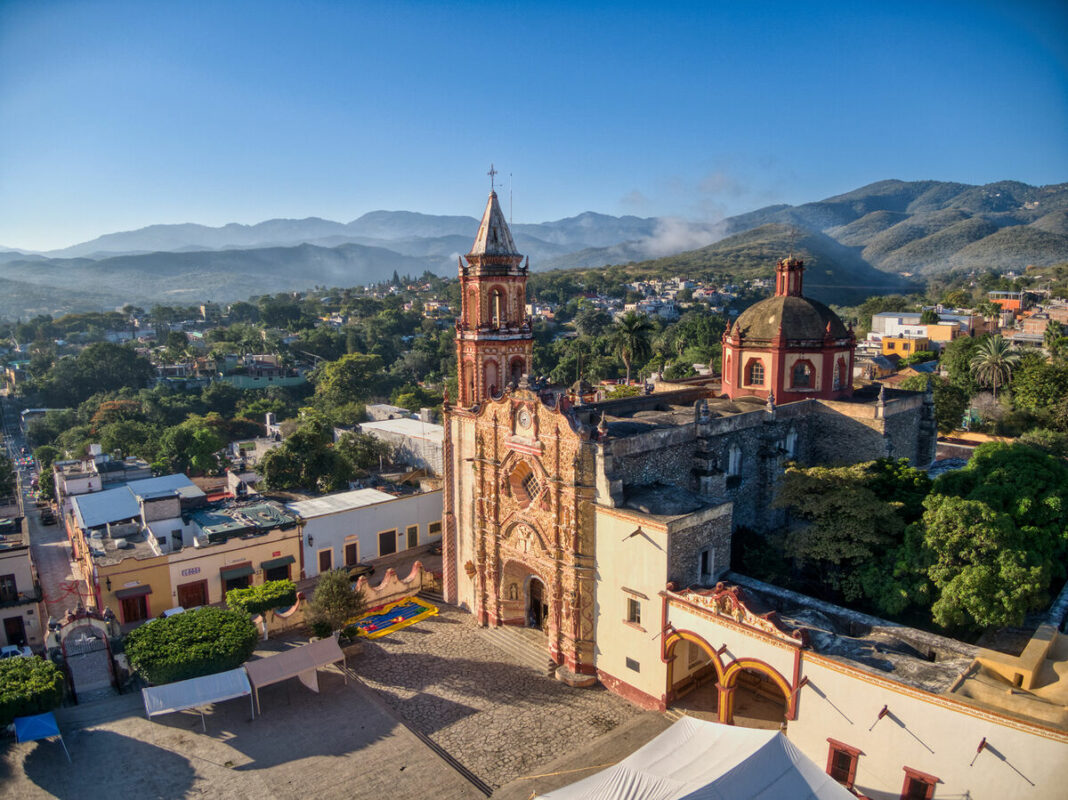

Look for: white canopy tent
[242,637,347,714]
[141,667,254,732]
[537,717,855,800]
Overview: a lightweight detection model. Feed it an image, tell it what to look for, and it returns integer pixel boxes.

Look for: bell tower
[455,182,533,406]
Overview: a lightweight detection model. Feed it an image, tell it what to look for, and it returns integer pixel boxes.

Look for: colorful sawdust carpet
[350,596,438,639]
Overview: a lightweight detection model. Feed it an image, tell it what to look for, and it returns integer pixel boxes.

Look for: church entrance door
[527,577,548,631]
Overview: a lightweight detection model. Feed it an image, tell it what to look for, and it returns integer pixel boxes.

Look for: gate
[63,625,116,701]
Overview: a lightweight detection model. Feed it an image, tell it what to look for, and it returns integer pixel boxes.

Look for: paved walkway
[28,500,89,622]
[2,667,485,800]
[350,606,644,790]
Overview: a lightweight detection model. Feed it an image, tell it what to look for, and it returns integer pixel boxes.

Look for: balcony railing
[0,583,43,608]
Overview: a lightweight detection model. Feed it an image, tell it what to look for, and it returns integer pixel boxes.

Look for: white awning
[142,667,253,726]
[243,637,346,712]
[537,717,855,800]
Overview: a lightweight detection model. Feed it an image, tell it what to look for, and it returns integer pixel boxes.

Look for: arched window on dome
[833,357,846,391]
[792,360,814,389]
[745,359,765,387]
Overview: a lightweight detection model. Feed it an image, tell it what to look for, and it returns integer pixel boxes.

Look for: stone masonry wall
[667,507,733,588]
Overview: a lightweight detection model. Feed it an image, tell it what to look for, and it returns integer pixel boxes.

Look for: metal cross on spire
[488,163,498,192]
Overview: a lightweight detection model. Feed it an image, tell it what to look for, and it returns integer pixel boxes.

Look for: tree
[154,415,226,475]
[919,443,1068,629]
[969,334,1020,399]
[940,335,982,396]
[1043,319,1065,354]
[313,353,386,406]
[1011,357,1068,421]
[899,375,968,434]
[308,568,365,635]
[774,460,930,609]
[0,656,65,725]
[335,431,392,474]
[258,419,353,492]
[0,457,15,499]
[920,308,940,325]
[124,606,258,685]
[611,311,654,383]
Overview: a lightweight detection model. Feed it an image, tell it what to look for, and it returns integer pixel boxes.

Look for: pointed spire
[468,191,520,258]
[766,391,776,412]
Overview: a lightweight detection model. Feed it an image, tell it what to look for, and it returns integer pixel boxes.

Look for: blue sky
[1,0,1066,250]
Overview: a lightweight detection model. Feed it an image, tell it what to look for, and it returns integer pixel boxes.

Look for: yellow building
[881,335,931,357]
[924,321,960,346]
[71,488,301,626]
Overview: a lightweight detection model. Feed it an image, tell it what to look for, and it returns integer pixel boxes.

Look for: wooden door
[177,580,208,609]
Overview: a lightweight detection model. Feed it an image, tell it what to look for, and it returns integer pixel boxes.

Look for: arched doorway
[664,631,725,721]
[527,576,548,631]
[721,660,791,729]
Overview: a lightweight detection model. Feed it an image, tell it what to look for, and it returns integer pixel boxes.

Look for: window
[318,549,332,573]
[509,462,539,506]
[792,361,813,388]
[406,525,418,549]
[0,573,17,603]
[901,767,938,800]
[626,597,641,625]
[688,641,703,668]
[826,739,862,790]
[428,521,442,538]
[746,359,765,386]
[832,359,842,390]
[344,542,358,566]
[264,563,290,582]
[378,529,398,557]
[727,445,742,477]
[699,548,714,582]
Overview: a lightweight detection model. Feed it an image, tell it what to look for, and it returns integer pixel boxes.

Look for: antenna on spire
[509,172,513,225]
[488,163,498,192]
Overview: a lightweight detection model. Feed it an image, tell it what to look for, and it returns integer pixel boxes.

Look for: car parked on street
[0,645,33,659]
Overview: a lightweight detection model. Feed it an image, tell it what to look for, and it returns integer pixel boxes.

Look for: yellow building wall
[882,336,931,356]
[593,507,670,706]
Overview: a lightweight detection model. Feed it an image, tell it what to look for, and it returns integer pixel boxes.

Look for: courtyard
[2,603,667,798]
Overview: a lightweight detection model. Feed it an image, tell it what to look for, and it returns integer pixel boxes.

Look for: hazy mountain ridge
[3,179,1066,318]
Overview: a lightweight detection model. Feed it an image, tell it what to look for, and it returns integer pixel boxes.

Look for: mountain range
[2,179,1066,319]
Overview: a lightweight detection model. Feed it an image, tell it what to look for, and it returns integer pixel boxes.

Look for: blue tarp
[14,712,60,742]
[14,712,70,762]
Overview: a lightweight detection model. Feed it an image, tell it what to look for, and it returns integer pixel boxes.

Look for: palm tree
[1043,320,1064,356]
[612,311,654,384]
[969,334,1020,399]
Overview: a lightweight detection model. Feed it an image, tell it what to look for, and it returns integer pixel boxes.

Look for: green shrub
[125,606,258,685]
[0,656,65,726]
[226,579,297,616]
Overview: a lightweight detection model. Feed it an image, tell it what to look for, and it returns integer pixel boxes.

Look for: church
[442,187,937,684]
[441,191,1067,799]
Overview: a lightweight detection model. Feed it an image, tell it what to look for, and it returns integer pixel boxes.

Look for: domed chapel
[721,256,855,403]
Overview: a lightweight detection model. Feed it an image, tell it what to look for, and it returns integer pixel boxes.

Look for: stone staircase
[663,707,686,723]
[477,624,555,676]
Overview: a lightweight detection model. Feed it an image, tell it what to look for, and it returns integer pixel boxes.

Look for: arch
[727,444,742,476]
[724,352,732,383]
[791,359,814,389]
[510,356,525,386]
[720,657,794,725]
[491,288,504,327]
[745,358,764,386]
[484,359,500,398]
[663,629,725,684]
[833,356,846,391]
[467,287,479,327]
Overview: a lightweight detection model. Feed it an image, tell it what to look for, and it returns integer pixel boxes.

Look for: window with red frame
[901,767,938,800]
[825,738,862,790]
